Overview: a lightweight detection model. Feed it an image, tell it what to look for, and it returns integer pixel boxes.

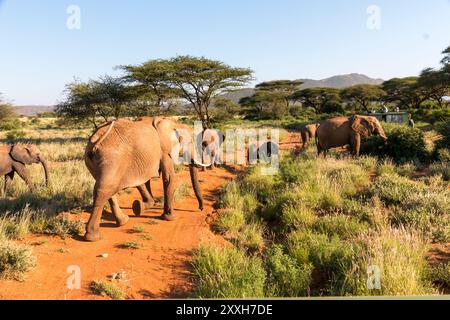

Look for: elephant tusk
[191,159,213,168]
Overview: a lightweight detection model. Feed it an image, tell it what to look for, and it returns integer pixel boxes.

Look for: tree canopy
[341,84,386,112]
[124,56,254,128]
[292,87,342,114]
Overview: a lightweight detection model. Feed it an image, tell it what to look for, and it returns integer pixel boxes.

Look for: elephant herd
[0,115,387,242]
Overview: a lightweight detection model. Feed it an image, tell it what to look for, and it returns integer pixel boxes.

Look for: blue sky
[1,0,449,105]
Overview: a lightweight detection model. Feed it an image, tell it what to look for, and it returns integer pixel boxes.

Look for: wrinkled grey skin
[200,129,225,169]
[84,117,206,242]
[0,144,49,195]
[316,115,387,157]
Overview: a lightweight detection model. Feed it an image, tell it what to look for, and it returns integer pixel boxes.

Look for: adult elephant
[300,124,319,149]
[316,115,387,157]
[0,144,49,195]
[84,117,207,242]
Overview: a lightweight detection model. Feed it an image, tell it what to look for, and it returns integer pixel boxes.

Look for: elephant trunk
[189,162,204,211]
[39,157,50,187]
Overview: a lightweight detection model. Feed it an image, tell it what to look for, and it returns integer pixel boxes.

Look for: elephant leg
[137,183,155,209]
[161,154,176,221]
[85,183,115,242]
[349,134,361,157]
[109,195,129,227]
[12,163,36,192]
[3,171,14,197]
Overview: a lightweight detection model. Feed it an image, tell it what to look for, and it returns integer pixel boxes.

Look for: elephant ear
[351,116,371,137]
[10,145,34,165]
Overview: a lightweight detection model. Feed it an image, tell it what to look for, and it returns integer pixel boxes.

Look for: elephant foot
[161,213,176,221]
[115,214,129,227]
[84,231,103,242]
[132,200,144,217]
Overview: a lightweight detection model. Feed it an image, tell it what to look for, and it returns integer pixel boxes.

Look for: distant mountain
[14,105,55,116]
[299,73,384,89]
[222,74,384,103]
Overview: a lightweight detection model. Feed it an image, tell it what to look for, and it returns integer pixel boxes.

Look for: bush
[338,229,435,296]
[369,173,425,205]
[91,280,126,300]
[435,121,450,150]
[214,209,246,234]
[362,124,430,163]
[6,130,26,141]
[429,162,450,181]
[265,245,312,297]
[0,242,36,280]
[313,215,369,240]
[191,245,266,298]
[425,263,450,291]
[233,223,265,253]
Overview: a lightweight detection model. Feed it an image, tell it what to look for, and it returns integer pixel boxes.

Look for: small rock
[101,253,109,258]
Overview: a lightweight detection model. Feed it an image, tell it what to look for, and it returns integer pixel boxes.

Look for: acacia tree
[291,87,342,114]
[56,76,140,127]
[418,68,449,108]
[341,84,386,112]
[239,91,288,120]
[382,77,430,109]
[124,56,254,128]
[121,60,178,111]
[255,80,302,115]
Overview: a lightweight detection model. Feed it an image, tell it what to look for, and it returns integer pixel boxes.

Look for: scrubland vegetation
[192,132,450,297]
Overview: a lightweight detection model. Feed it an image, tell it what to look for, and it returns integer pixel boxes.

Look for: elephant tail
[91,121,116,153]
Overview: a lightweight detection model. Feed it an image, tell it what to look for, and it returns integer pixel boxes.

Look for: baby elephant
[0,144,49,195]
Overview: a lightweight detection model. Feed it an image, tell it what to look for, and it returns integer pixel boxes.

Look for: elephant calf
[0,144,49,195]
[300,124,319,149]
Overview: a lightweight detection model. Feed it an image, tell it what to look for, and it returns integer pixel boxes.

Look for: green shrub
[265,245,312,297]
[425,263,450,291]
[32,216,84,239]
[369,173,425,205]
[281,204,317,230]
[191,245,266,298]
[233,223,265,253]
[286,230,355,275]
[0,242,36,280]
[435,121,450,150]
[313,215,369,240]
[429,162,450,181]
[6,130,26,141]
[214,209,246,234]
[435,148,450,163]
[362,124,430,163]
[91,280,126,300]
[338,229,435,296]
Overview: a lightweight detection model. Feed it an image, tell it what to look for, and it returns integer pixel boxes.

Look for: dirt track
[0,168,237,300]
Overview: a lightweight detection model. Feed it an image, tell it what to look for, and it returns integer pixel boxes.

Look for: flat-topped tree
[341,84,386,112]
[166,56,254,129]
[292,87,342,114]
[124,56,253,129]
[382,77,430,109]
[121,59,177,111]
[418,68,449,108]
[255,80,302,116]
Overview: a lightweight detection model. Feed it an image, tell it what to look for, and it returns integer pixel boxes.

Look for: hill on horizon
[12,74,385,114]
[223,73,384,103]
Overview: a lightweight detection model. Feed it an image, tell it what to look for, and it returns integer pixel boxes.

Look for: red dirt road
[0,168,236,300]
